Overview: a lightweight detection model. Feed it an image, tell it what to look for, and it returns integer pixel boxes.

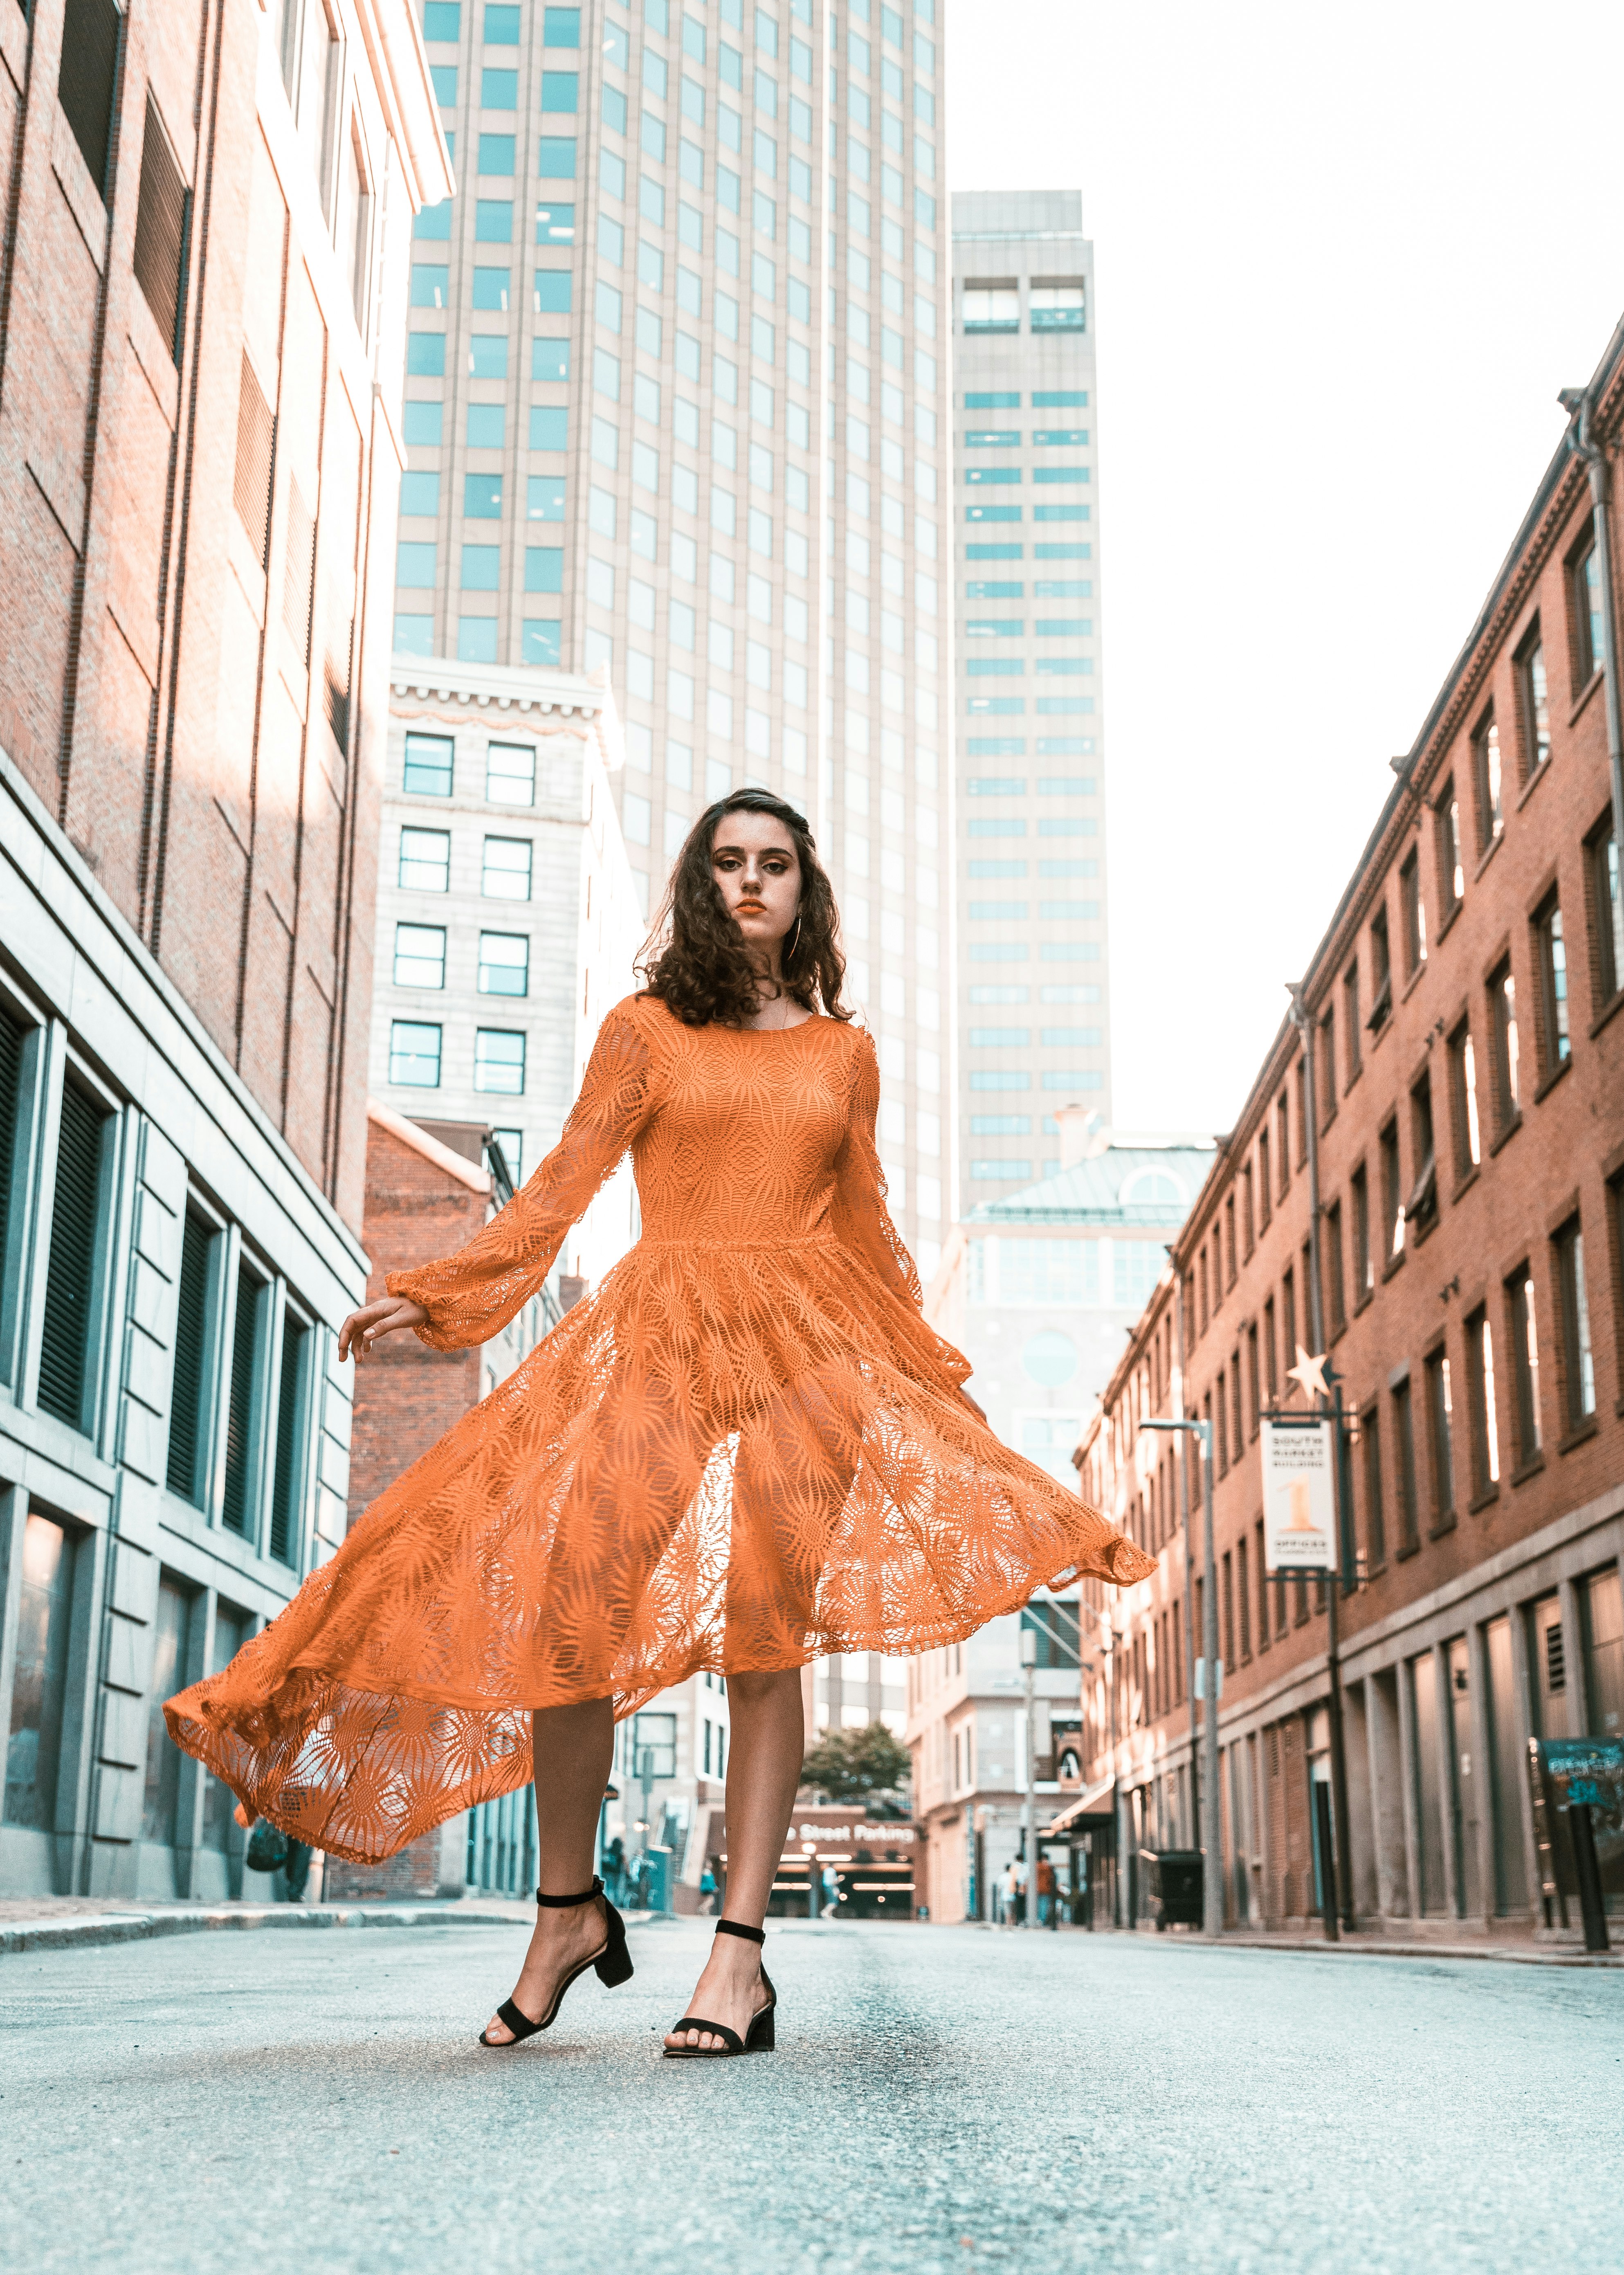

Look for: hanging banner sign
[1261,1418,1337,1571]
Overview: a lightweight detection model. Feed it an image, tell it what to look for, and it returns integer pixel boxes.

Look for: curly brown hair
[638,789,853,1027]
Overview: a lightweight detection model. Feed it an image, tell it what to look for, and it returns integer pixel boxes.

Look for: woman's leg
[482,1694,615,2042]
[663,1667,804,2051]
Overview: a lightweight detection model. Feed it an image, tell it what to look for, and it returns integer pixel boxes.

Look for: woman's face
[710,809,802,956]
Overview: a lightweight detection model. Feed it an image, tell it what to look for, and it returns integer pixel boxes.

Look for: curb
[0,1902,527,1958]
[1146,1930,1624,1969]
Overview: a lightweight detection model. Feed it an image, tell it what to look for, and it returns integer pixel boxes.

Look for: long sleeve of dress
[387,1000,656,1351]
[829,1028,972,1391]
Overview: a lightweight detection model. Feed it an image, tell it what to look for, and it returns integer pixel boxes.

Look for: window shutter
[220,1270,261,1535]
[132,92,189,363]
[323,585,354,759]
[57,0,122,198]
[234,351,276,568]
[166,1210,211,1504]
[269,1314,306,1565]
[38,1083,109,1428]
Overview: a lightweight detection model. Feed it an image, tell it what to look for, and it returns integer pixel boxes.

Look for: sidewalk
[0,1894,674,1958]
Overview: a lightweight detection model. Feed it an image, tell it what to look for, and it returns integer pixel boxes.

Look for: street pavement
[3,1916,1620,2275]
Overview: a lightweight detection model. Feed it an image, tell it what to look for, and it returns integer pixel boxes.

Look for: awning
[1042,1771,1117,1837]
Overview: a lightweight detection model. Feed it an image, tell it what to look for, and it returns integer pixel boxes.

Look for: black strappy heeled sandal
[477,1875,634,2048]
[662,1918,777,2059]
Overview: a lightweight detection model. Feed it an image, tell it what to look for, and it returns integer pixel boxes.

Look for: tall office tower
[951,191,1109,1213]
[399,0,951,1277]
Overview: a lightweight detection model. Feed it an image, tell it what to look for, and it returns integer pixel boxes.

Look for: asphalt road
[3,1917,1620,2274]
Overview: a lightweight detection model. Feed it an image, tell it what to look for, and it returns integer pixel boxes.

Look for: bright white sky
[947,0,1624,1133]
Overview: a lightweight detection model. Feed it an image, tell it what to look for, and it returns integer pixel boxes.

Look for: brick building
[1074,318,1624,1939]
[0,0,447,1899]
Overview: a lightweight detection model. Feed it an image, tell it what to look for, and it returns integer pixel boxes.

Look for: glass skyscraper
[951,190,1110,1212]
[398,0,950,1276]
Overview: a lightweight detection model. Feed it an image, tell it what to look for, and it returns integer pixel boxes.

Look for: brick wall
[1076,343,1624,1933]
[0,0,441,1236]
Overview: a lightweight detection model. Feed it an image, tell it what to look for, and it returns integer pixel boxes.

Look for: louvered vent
[220,1270,261,1535]
[0,1004,24,1324]
[133,92,189,364]
[166,1210,211,1505]
[233,351,275,569]
[269,1314,306,1565]
[38,1083,108,1429]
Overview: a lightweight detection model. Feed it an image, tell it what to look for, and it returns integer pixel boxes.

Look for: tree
[800,1720,912,1810]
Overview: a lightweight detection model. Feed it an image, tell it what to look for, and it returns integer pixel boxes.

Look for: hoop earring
[787,912,802,960]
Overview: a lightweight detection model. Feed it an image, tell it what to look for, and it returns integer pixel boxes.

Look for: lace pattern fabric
[166,996,1154,1863]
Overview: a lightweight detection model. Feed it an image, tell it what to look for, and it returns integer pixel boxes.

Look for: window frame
[1584,809,1623,1014]
[1463,1302,1500,1508]
[1487,954,1521,1138]
[1470,706,1503,853]
[1503,1263,1544,1475]
[1423,1340,1456,1534]
[1514,619,1551,780]
[1530,889,1572,1087]
[1399,848,1426,978]
[1445,1015,1481,1189]
[1552,1216,1597,1439]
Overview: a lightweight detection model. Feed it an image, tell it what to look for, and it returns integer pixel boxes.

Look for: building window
[474,1029,526,1094]
[478,931,530,997]
[1257,1128,1271,1228]
[1393,1377,1419,1555]
[133,93,191,364]
[1342,961,1361,1086]
[1379,1116,1403,1263]
[1406,1073,1437,1241]
[1471,712,1503,850]
[962,285,1018,334]
[38,1080,113,1433]
[1488,958,1520,1129]
[1399,850,1426,976]
[1464,1305,1499,1500]
[1361,1404,1385,1572]
[1553,1219,1597,1432]
[166,1209,215,1508]
[403,732,454,796]
[1446,1019,1481,1184]
[1262,1296,1277,1402]
[1573,539,1603,688]
[1435,778,1465,919]
[1532,895,1570,1076]
[486,743,537,804]
[1368,904,1392,1033]
[1276,1090,1290,1198]
[1029,283,1085,332]
[269,1312,308,1566]
[1318,1006,1336,1124]
[1325,1199,1345,1333]
[221,1267,265,1538]
[1587,815,1623,1006]
[1350,1163,1371,1304]
[399,826,451,891]
[1254,1518,1270,1650]
[1504,1266,1543,1469]
[389,1020,442,1086]
[2,1513,78,1829]
[1513,625,1550,780]
[1247,1322,1260,1434]
[1424,1346,1455,1531]
[483,836,533,899]
[393,923,446,989]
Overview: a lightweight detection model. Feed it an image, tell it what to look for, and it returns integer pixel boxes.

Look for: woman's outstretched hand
[337,1294,429,1363]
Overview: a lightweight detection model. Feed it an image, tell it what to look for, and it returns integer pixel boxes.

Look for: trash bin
[1139,1847,1203,1929]
[642,1845,673,1915]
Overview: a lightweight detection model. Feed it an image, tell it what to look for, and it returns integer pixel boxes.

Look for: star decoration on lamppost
[1285,1343,1330,1402]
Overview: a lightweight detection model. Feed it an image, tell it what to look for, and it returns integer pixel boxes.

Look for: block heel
[478,1875,634,2048]
[663,1918,778,2059]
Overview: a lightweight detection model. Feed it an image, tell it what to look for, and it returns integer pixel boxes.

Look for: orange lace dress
[166,996,1153,1863]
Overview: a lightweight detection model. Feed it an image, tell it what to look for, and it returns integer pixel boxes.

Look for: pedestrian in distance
[1001,1859,1020,1928]
[1037,1853,1057,1929]
[165,791,1153,2061]
[697,1864,717,1916]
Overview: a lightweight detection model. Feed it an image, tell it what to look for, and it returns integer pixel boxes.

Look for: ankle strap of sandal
[714,1918,765,1945]
[534,1875,603,1908]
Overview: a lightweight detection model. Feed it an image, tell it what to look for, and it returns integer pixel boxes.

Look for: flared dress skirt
[166,996,1155,1863]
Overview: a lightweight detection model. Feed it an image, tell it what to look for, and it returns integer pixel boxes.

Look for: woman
[166,790,1152,2058]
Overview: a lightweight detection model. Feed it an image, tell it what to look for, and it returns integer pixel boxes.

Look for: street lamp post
[1020,1624,1038,1929]
[1287,981,1356,1938]
[1143,1415,1221,1936]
